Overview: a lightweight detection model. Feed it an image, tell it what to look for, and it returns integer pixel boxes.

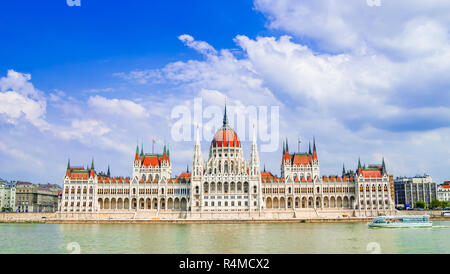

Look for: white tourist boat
[368,215,432,228]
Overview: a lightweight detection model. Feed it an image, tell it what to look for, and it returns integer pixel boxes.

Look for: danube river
[1,221,450,254]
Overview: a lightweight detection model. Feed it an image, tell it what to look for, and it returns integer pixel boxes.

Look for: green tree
[415,201,426,208]
[440,201,450,208]
[430,199,441,209]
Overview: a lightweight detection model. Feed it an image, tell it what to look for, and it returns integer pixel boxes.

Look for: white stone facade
[60,110,396,218]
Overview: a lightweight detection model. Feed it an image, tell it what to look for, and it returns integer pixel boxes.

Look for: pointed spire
[264,164,266,172]
[312,137,318,160]
[285,137,289,153]
[135,141,140,161]
[167,144,170,157]
[382,157,386,174]
[308,141,311,154]
[186,164,189,173]
[252,123,257,144]
[91,158,94,170]
[223,97,228,126]
[107,165,110,177]
[342,163,346,175]
[67,159,70,170]
[140,140,144,156]
[195,126,200,146]
[358,157,362,169]
[282,140,285,155]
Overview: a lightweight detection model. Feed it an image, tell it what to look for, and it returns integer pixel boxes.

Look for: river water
[1,221,449,254]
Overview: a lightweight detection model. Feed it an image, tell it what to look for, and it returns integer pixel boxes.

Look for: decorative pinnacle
[223,97,228,126]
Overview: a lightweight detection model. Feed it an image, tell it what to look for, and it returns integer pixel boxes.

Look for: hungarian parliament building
[60,108,396,219]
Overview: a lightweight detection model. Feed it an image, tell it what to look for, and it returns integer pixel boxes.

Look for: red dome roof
[211,126,240,148]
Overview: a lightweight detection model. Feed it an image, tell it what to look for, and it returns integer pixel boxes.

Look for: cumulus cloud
[2,1,450,183]
[254,0,450,54]
[178,34,218,55]
[0,70,49,130]
[114,21,450,181]
[57,119,111,140]
[88,95,149,118]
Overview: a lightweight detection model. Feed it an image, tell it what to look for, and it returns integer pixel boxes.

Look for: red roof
[142,155,160,167]
[178,172,191,179]
[292,154,312,165]
[211,126,240,148]
[361,170,382,178]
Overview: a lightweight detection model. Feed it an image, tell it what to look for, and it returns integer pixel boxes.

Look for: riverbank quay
[1,210,448,224]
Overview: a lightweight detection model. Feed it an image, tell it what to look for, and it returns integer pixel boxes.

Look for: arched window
[253,185,257,194]
[244,182,249,193]
[195,186,199,194]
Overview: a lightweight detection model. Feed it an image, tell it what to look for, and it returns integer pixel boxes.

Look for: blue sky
[0,0,449,185]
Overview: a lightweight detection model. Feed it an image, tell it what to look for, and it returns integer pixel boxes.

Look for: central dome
[211,125,241,148]
[211,103,240,148]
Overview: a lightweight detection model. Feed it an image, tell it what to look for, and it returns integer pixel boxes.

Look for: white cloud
[88,95,149,118]
[178,34,218,55]
[0,70,49,130]
[254,0,450,54]
[114,28,450,182]
[57,119,111,141]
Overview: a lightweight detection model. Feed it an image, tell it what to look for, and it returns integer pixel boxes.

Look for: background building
[394,175,437,208]
[389,174,395,205]
[0,178,16,211]
[437,181,450,202]
[15,182,60,212]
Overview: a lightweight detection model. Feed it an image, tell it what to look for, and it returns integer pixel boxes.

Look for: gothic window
[244,182,249,194]
[230,182,236,192]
